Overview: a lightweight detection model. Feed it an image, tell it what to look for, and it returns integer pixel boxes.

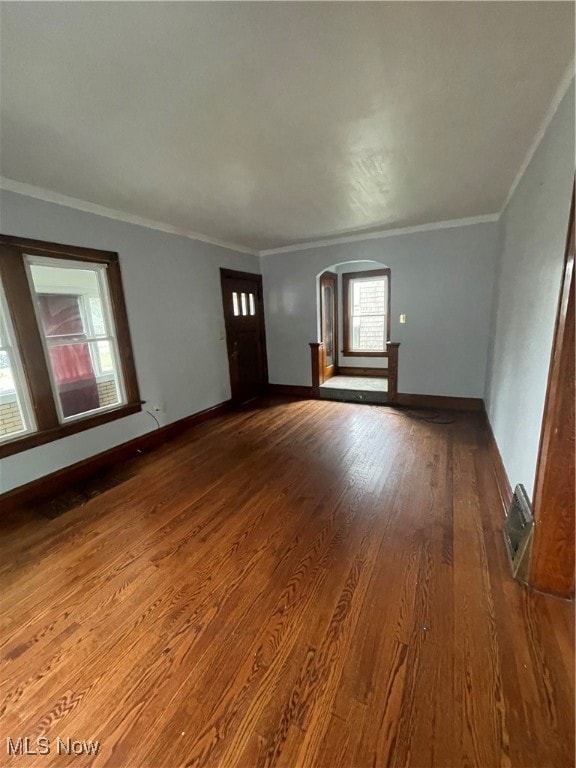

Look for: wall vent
[503,484,534,582]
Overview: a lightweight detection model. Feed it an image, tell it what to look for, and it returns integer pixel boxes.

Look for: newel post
[309,342,325,396]
[387,342,400,403]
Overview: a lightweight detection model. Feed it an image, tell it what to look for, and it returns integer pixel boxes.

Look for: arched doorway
[312,260,399,404]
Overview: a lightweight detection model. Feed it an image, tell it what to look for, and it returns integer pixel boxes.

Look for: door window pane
[322,284,334,366]
[240,293,247,316]
[232,292,240,317]
[249,293,256,316]
[27,257,126,421]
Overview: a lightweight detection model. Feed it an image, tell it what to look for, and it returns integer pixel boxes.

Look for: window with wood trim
[342,268,391,356]
[0,235,141,458]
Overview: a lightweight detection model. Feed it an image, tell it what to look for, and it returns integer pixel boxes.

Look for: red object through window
[38,294,99,417]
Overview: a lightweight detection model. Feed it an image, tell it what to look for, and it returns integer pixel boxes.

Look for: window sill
[0,401,142,459]
[341,350,388,358]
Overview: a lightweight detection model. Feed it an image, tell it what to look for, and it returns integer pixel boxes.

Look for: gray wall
[0,190,260,492]
[484,82,575,498]
[261,222,499,396]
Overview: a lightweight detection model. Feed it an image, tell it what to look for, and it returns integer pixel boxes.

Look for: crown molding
[258,213,500,257]
[0,177,258,256]
[501,62,575,215]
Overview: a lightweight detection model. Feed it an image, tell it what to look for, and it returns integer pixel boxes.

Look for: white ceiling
[0,2,574,253]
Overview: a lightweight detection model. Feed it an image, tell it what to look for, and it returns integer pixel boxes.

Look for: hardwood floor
[0,398,573,768]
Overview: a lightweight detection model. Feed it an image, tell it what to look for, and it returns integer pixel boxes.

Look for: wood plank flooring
[0,398,573,768]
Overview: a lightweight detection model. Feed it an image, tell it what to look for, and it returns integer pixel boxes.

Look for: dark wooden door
[220,269,268,404]
[320,271,338,380]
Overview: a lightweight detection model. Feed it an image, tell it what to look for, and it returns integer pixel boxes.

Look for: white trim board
[0,176,499,257]
[258,214,500,257]
[0,177,258,257]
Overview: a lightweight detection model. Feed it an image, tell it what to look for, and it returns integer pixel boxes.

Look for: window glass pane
[0,349,14,391]
[352,279,386,315]
[88,297,106,336]
[46,341,101,418]
[241,293,247,316]
[0,285,35,441]
[27,257,125,421]
[95,340,114,374]
[0,352,28,439]
[249,293,256,316]
[232,292,240,317]
[352,316,385,351]
[92,344,120,408]
[39,293,84,336]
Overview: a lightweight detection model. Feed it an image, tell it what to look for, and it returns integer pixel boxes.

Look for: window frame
[0,235,142,458]
[342,268,391,357]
